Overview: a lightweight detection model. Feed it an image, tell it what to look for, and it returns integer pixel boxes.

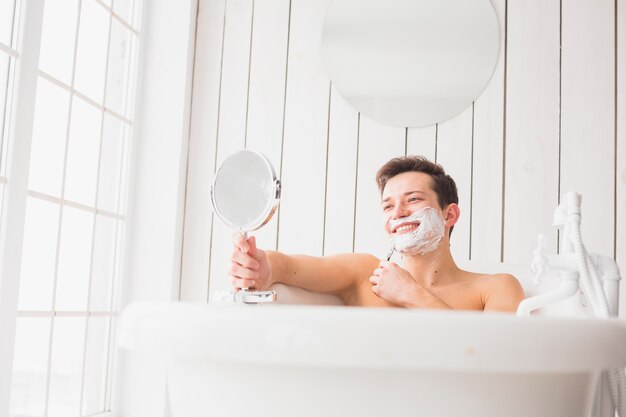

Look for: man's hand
[229,234,272,291]
[369,261,420,307]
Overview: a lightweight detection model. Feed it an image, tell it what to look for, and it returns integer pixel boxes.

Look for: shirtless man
[228,155,525,312]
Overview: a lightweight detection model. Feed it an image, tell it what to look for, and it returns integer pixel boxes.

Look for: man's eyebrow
[381,190,426,203]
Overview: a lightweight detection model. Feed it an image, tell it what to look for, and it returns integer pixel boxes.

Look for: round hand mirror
[321,0,500,127]
[210,149,281,303]
[210,149,281,234]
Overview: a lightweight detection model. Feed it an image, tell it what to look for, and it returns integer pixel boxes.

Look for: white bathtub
[118,298,626,417]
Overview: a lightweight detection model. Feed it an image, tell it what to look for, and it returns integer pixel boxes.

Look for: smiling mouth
[393,222,420,234]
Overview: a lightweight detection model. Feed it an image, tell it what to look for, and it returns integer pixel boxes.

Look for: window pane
[18,197,60,311]
[47,317,86,417]
[10,317,52,417]
[1,52,11,173]
[97,115,124,212]
[106,20,134,117]
[108,222,125,312]
[0,183,4,224]
[28,77,70,197]
[116,123,130,215]
[64,97,102,207]
[55,206,93,311]
[82,317,110,415]
[113,0,137,28]
[74,0,109,104]
[38,0,79,85]
[90,216,117,311]
[0,0,17,47]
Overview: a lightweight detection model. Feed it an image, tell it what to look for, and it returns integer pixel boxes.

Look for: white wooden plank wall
[179,0,226,302]
[181,0,626,316]
[504,0,560,265]
[437,106,474,262]
[244,0,290,251]
[472,0,505,263]
[406,126,436,161]
[617,0,625,313]
[207,0,254,299]
[561,0,615,257]
[277,0,332,257]
[353,117,404,257]
[323,87,358,255]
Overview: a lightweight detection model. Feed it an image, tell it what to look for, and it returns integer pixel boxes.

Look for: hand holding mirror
[210,149,281,304]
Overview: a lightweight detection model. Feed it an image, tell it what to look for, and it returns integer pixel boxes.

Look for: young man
[228,156,525,312]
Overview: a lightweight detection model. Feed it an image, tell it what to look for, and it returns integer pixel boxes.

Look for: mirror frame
[209,149,281,233]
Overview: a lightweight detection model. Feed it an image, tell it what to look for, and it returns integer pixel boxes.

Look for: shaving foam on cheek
[388,207,445,255]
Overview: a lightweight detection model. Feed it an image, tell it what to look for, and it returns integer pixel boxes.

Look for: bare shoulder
[476,272,523,287]
[472,273,526,312]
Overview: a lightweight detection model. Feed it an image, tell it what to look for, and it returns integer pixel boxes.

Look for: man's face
[381,171,443,238]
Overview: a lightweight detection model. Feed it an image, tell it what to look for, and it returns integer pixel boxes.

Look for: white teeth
[395,224,417,233]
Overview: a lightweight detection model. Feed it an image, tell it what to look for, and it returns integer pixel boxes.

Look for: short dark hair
[376,155,459,235]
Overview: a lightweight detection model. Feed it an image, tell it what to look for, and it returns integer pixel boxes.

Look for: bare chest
[350,280,484,311]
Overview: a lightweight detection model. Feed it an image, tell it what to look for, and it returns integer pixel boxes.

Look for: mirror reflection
[210,149,280,233]
[322,0,500,127]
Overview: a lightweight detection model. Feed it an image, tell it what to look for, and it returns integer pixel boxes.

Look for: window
[0,0,19,222]
[1,0,142,416]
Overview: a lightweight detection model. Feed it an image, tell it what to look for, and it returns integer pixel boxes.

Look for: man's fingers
[369,275,380,286]
[370,284,381,296]
[379,260,397,269]
[232,233,250,253]
[229,262,260,279]
[230,276,256,290]
[230,249,260,269]
[247,236,257,256]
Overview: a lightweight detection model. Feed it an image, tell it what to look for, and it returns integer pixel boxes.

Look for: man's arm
[268,251,379,297]
[230,234,379,298]
[482,274,526,312]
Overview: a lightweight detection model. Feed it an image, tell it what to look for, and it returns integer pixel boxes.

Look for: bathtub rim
[118,301,626,374]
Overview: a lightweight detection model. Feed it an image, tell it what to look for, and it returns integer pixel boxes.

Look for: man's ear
[444,204,460,228]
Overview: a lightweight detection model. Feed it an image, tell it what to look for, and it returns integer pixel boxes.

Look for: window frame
[0,1,46,415]
[0,1,143,416]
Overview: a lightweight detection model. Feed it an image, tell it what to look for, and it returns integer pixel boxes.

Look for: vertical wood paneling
[207,0,254,299]
[182,0,624,308]
[179,0,226,302]
[244,0,290,251]
[353,117,405,258]
[472,0,506,263]
[277,0,331,255]
[215,0,254,158]
[323,86,359,255]
[561,0,615,256]
[617,0,625,317]
[503,0,560,266]
[436,106,474,262]
[406,126,436,161]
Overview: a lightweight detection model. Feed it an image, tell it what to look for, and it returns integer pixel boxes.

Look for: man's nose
[390,204,410,219]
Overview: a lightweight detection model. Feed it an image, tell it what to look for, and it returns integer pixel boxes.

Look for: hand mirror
[210,149,281,303]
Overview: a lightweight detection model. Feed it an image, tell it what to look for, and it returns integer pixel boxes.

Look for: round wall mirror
[210,149,281,233]
[321,0,500,127]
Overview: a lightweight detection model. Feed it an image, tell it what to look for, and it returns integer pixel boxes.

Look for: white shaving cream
[388,207,445,255]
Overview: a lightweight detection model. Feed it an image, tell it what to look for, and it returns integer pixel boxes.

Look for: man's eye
[383,205,392,211]
[408,197,422,203]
